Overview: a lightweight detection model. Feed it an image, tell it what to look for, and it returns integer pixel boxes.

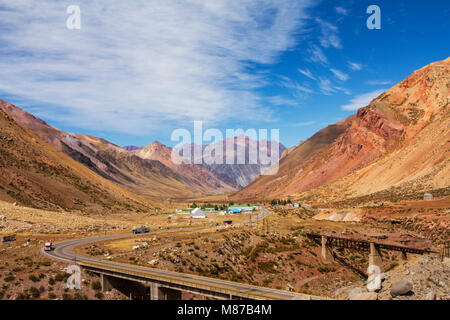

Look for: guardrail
[78,260,314,300]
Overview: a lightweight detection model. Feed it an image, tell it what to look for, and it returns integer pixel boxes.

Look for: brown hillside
[234,57,450,202]
[0,106,152,212]
[0,101,235,200]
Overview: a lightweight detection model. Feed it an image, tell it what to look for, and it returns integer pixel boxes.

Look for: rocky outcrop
[390,280,413,297]
[234,57,449,202]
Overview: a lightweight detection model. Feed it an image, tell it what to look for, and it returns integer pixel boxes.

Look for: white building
[423,193,433,201]
[191,208,206,219]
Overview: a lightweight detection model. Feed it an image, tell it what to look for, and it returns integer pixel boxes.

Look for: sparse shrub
[54,272,70,282]
[29,275,40,282]
[91,280,102,291]
[40,260,51,267]
[16,292,30,300]
[29,286,40,298]
[95,292,104,299]
[62,293,73,300]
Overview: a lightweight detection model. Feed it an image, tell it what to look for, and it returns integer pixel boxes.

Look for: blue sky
[0,0,448,148]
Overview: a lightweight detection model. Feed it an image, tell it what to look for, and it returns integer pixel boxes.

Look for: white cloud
[308,45,328,64]
[278,75,315,95]
[348,61,363,71]
[330,68,349,81]
[291,120,315,127]
[0,0,315,135]
[340,89,387,111]
[318,78,335,95]
[298,68,316,80]
[318,78,350,96]
[335,7,348,15]
[366,80,393,85]
[316,18,341,49]
[266,96,298,107]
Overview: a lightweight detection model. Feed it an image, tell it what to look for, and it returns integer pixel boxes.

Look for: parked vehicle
[2,234,16,242]
[132,226,150,234]
[44,241,54,251]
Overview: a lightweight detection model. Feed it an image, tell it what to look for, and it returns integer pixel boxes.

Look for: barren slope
[235,57,450,202]
[0,101,234,199]
[0,106,152,212]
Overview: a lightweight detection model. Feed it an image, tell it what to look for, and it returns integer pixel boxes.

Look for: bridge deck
[307,233,436,255]
[79,260,324,300]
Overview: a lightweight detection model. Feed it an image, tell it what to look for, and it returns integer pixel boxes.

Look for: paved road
[42,208,325,300]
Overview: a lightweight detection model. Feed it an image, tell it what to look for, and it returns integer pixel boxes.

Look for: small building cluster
[227,205,254,214]
[191,208,206,219]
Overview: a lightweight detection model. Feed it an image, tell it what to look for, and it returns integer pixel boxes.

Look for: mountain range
[0,100,284,209]
[234,57,449,203]
[0,57,448,210]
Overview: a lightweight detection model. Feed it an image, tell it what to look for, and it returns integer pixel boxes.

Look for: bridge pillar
[161,287,182,300]
[149,282,182,300]
[369,242,382,270]
[321,236,333,263]
[101,274,114,292]
[150,282,162,300]
[400,250,407,261]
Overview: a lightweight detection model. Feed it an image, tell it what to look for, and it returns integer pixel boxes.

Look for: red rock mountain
[173,136,286,189]
[132,141,236,193]
[234,57,450,202]
[0,101,235,201]
[0,102,152,212]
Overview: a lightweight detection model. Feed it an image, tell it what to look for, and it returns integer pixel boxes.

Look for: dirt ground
[0,234,128,300]
[1,198,448,300]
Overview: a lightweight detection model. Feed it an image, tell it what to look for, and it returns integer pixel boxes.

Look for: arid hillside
[0,106,152,212]
[175,136,286,189]
[0,101,235,200]
[132,141,236,195]
[235,57,450,203]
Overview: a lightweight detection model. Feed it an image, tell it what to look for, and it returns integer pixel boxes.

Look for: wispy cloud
[340,89,387,111]
[266,95,299,107]
[316,18,342,49]
[278,75,314,95]
[308,45,328,64]
[348,61,363,71]
[298,68,316,80]
[291,120,316,127]
[0,0,315,135]
[366,80,393,85]
[335,7,348,16]
[318,78,350,95]
[318,78,335,95]
[330,68,349,81]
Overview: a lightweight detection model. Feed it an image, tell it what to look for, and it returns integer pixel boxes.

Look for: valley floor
[0,198,448,300]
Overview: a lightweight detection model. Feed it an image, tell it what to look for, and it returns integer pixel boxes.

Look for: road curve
[42,209,325,300]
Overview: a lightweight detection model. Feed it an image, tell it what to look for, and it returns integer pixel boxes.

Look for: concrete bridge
[80,260,320,300]
[43,228,327,300]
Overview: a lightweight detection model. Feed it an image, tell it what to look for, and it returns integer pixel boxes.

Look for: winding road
[42,209,325,300]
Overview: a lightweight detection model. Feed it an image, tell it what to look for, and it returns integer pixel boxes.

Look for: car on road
[132,226,150,234]
[2,234,16,242]
[44,241,54,251]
